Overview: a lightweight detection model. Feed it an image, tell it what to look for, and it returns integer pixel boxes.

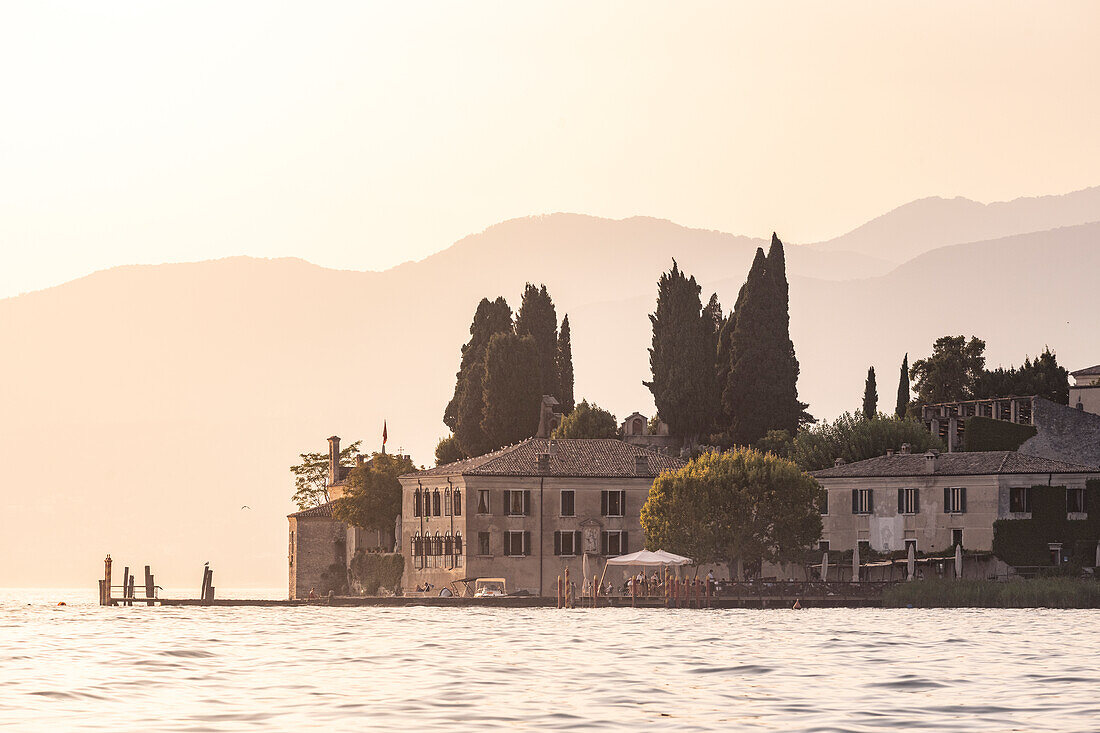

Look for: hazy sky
[2,1,1098,298]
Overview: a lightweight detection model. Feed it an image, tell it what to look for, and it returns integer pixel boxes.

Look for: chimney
[635,454,649,475]
[536,395,561,438]
[885,448,896,457]
[900,443,912,455]
[923,450,939,474]
[834,458,846,467]
[327,436,341,486]
[535,453,550,474]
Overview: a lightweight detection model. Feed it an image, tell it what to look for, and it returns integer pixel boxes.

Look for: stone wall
[288,515,347,599]
[1021,398,1100,468]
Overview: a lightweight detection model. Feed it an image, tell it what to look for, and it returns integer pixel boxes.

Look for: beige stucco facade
[820,471,1095,554]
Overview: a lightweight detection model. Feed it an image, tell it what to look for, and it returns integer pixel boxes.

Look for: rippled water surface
[2,589,1099,731]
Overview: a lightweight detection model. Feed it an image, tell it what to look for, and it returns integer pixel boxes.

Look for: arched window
[453,490,462,516]
[434,532,443,556]
[454,531,463,555]
[444,531,453,556]
[433,490,442,516]
[413,489,422,517]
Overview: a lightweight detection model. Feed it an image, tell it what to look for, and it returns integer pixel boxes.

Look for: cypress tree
[515,283,559,400]
[895,353,909,418]
[764,233,807,434]
[447,297,513,456]
[481,333,542,448]
[644,261,720,448]
[862,366,878,419]
[556,315,575,414]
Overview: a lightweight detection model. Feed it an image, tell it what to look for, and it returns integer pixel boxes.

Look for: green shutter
[553,531,561,556]
[523,490,531,516]
[600,531,608,555]
[960,487,967,513]
[851,489,858,513]
[914,489,920,513]
[523,531,531,556]
[601,491,608,516]
[503,490,511,515]
[621,531,628,555]
[897,489,903,513]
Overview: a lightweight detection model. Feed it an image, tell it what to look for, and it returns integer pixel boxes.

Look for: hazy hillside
[1,212,1096,589]
[814,185,1100,263]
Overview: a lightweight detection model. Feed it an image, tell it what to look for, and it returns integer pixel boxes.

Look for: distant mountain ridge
[0,186,1096,588]
[812,185,1100,263]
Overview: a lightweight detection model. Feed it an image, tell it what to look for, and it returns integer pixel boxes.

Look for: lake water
[2,589,1099,731]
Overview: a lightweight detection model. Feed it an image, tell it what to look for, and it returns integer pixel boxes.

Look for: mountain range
[1,185,1097,587]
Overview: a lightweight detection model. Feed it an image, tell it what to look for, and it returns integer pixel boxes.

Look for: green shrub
[992,481,1100,567]
[963,416,1037,451]
[349,550,405,595]
[883,577,1100,608]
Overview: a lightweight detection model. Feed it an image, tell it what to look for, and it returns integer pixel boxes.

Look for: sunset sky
[2,1,1098,298]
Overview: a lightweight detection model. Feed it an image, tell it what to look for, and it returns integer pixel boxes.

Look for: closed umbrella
[954,544,963,579]
[852,543,860,583]
[821,552,829,582]
[1095,542,1100,570]
[907,542,916,581]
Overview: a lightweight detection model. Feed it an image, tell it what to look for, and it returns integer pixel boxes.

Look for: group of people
[618,570,718,597]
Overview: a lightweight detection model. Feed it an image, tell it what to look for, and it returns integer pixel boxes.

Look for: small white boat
[473,578,507,597]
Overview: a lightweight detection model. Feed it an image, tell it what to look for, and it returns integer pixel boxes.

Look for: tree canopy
[290,439,362,510]
[434,435,465,466]
[895,353,909,419]
[788,413,944,472]
[973,347,1069,404]
[557,315,575,414]
[862,366,878,420]
[644,261,721,447]
[481,332,542,448]
[333,452,416,533]
[551,399,617,439]
[515,283,560,400]
[640,448,823,579]
[910,335,987,405]
[447,297,513,456]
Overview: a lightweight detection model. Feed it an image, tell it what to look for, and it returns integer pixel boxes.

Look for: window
[433,532,443,556]
[1049,543,1063,566]
[477,490,490,514]
[504,490,531,516]
[820,490,829,516]
[904,538,918,554]
[601,530,628,556]
[503,531,531,556]
[897,488,919,515]
[477,531,490,556]
[1067,487,1087,514]
[560,490,575,517]
[857,540,870,556]
[453,490,462,516]
[554,530,582,556]
[432,490,441,517]
[851,488,873,514]
[444,491,451,516]
[944,487,967,514]
[444,531,453,555]
[951,529,963,548]
[601,490,626,517]
[289,531,295,564]
[1009,487,1031,513]
[818,540,830,552]
[454,532,463,555]
[413,489,422,517]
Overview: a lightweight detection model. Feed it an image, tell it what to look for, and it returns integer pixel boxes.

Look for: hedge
[349,550,405,595]
[991,480,1100,566]
[963,416,1037,452]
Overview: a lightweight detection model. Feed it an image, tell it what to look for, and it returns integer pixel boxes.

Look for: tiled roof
[288,500,338,519]
[1072,364,1100,377]
[406,438,686,479]
[812,451,1099,479]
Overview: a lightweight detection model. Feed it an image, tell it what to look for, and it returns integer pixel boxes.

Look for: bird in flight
[241,505,251,510]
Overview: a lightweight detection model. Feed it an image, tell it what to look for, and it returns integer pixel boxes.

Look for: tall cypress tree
[644,261,720,448]
[765,233,807,434]
[862,366,878,419]
[447,297,513,456]
[481,333,542,448]
[515,283,559,400]
[895,353,909,418]
[556,315,575,414]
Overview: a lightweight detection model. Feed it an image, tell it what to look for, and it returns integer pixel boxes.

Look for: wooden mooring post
[144,566,155,606]
[200,565,215,604]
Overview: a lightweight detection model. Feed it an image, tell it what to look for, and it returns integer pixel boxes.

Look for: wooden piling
[145,566,154,606]
[556,575,562,609]
[103,555,112,606]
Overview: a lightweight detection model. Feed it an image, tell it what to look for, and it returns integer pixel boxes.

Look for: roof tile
[407,438,685,478]
[812,451,1098,479]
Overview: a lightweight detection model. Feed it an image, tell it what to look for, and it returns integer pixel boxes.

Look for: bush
[552,399,617,439]
[790,413,943,471]
[349,550,405,595]
[435,435,466,466]
[883,577,1100,608]
[963,416,1037,451]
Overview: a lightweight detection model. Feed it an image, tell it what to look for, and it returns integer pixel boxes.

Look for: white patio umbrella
[907,542,916,581]
[954,544,963,579]
[852,543,860,582]
[821,552,829,582]
[1095,542,1100,570]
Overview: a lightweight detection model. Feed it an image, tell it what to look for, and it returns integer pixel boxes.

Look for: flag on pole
[382,421,388,454]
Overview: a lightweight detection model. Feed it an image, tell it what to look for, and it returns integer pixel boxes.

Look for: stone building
[812,448,1099,559]
[619,412,679,453]
[287,436,396,599]
[1070,364,1100,416]
[398,438,686,595]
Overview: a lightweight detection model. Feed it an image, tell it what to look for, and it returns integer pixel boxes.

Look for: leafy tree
[290,440,362,510]
[754,429,795,458]
[448,297,513,456]
[515,283,559,400]
[551,399,617,439]
[556,315,575,414]
[644,261,721,448]
[789,413,943,472]
[333,452,416,533]
[481,332,542,448]
[910,335,986,405]
[640,448,823,580]
[974,347,1070,404]
[895,353,909,418]
[434,435,466,466]
[862,366,878,420]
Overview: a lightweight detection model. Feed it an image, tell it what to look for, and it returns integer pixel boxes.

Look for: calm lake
[2,589,1098,731]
